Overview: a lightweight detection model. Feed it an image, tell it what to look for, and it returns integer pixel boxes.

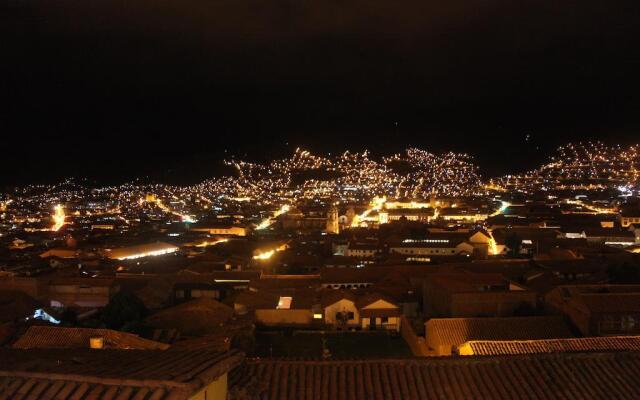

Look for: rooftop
[12,326,169,350]
[0,348,243,400]
[460,336,640,356]
[144,298,234,336]
[106,242,179,260]
[239,352,640,400]
[426,316,575,347]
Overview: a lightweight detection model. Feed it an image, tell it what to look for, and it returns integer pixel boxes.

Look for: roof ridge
[0,370,194,390]
[246,351,640,365]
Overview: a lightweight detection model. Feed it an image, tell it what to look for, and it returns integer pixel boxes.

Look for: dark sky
[2,0,639,185]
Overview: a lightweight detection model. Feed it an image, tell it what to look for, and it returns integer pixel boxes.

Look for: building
[565,228,637,247]
[356,293,401,331]
[318,290,404,331]
[321,290,360,329]
[234,288,319,327]
[546,285,640,336]
[423,272,537,318]
[39,248,79,259]
[345,242,379,259]
[190,225,247,236]
[48,277,119,308]
[0,289,41,323]
[457,336,640,356]
[380,207,435,223]
[174,282,226,302]
[438,207,489,223]
[621,208,640,227]
[106,242,179,260]
[326,204,340,234]
[0,348,243,399]
[144,298,234,337]
[12,326,169,350]
[320,267,383,290]
[239,351,640,399]
[425,316,574,356]
[90,223,115,230]
[389,239,474,258]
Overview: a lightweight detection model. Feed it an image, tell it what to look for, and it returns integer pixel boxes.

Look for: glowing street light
[51,204,66,232]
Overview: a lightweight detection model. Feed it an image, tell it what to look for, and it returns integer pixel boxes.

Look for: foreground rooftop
[0,348,243,400]
[241,351,640,400]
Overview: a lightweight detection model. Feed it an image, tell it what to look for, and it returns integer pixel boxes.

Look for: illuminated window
[277,296,292,309]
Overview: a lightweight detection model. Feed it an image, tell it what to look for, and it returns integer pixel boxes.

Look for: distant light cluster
[495,141,640,193]
[213,147,483,204]
[0,147,485,232]
[3,143,638,232]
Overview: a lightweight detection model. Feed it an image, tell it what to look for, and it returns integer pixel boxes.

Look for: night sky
[2,0,640,185]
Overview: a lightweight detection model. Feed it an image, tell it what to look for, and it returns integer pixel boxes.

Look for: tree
[607,263,640,284]
[60,308,77,326]
[505,233,523,257]
[513,301,539,316]
[101,291,148,331]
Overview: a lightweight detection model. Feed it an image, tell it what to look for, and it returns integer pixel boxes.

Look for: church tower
[326,204,339,234]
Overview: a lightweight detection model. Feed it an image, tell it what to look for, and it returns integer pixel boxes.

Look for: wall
[0,276,44,299]
[189,373,227,400]
[450,291,537,317]
[49,284,112,307]
[390,247,458,256]
[380,316,400,331]
[571,307,594,336]
[255,309,313,326]
[324,299,359,326]
[423,281,452,317]
[361,316,400,331]
[457,342,475,356]
[399,315,429,356]
[425,333,453,356]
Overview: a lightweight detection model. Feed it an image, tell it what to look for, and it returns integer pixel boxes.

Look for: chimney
[89,336,104,349]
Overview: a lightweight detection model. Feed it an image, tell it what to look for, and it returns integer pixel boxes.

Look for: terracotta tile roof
[0,348,243,400]
[240,352,640,400]
[0,377,182,400]
[235,288,319,311]
[170,334,232,352]
[12,326,169,350]
[426,316,574,348]
[461,336,640,356]
[144,298,233,336]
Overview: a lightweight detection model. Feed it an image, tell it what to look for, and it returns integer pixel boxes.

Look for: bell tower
[326,204,339,234]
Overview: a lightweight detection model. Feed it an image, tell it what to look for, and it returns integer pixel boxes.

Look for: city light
[51,204,66,231]
[257,205,290,230]
[352,196,386,227]
[252,244,288,260]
